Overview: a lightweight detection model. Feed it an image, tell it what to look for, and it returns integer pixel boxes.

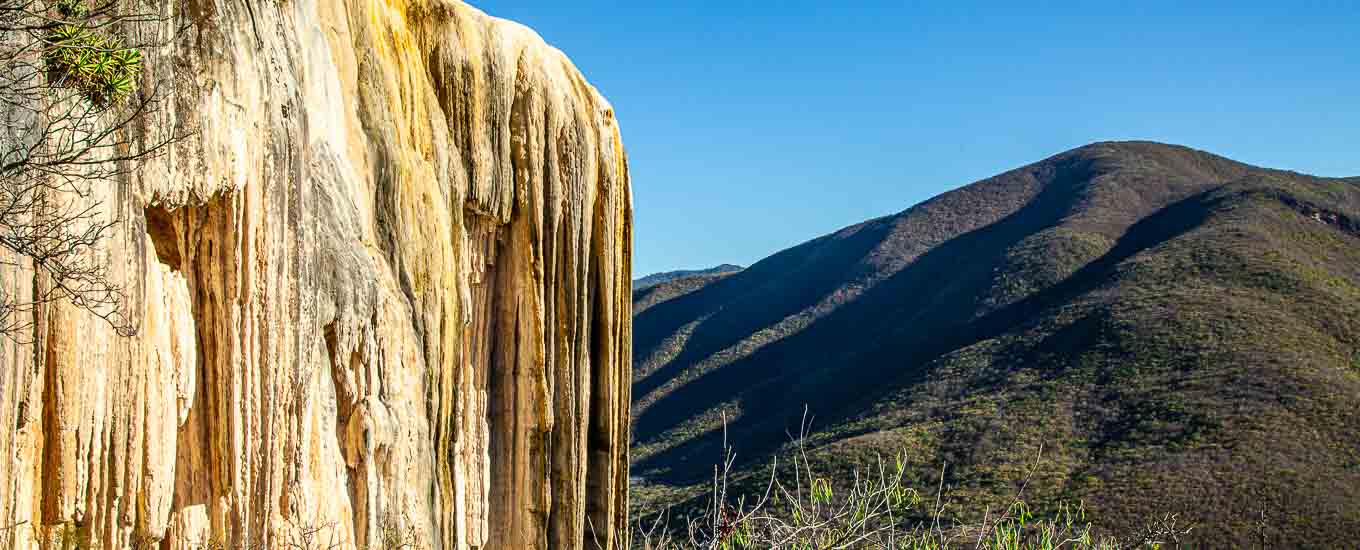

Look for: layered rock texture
[0,2,632,549]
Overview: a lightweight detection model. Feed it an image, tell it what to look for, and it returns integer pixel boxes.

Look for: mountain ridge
[634,264,745,290]
[631,141,1360,546]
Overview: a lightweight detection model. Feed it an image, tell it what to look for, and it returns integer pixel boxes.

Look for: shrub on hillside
[629,420,1193,550]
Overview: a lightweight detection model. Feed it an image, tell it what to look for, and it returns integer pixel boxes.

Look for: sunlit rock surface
[0,2,632,549]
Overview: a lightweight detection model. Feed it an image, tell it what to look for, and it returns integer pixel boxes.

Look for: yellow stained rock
[0,2,631,550]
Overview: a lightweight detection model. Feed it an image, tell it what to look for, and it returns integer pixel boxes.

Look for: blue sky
[474,1,1360,277]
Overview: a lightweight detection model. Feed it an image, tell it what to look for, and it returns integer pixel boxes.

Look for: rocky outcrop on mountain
[0,2,632,550]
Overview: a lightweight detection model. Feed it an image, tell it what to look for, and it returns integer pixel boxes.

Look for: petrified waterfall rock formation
[0,2,631,549]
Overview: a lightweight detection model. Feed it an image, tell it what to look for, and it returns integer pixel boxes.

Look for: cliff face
[0,2,632,549]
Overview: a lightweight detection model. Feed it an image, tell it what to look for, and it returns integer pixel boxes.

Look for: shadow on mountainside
[633,155,1105,480]
[632,215,898,397]
[632,159,1294,484]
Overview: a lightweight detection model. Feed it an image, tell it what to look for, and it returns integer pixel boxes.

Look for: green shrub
[628,423,1193,549]
[43,2,142,104]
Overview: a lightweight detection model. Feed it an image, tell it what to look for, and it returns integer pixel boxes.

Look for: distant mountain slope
[633,264,743,290]
[631,142,1360,546]
[633,271,736,315]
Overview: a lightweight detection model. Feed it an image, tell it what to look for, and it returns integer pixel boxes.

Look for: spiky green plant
[43,3,142,105]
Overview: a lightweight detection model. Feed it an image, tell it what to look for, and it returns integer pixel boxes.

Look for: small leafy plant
[43,1,142,104]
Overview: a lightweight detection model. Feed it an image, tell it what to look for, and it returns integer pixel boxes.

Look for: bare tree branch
[0,0,188,342]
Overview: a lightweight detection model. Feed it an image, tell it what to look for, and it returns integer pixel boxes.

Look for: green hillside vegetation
[630,142,1360,547]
